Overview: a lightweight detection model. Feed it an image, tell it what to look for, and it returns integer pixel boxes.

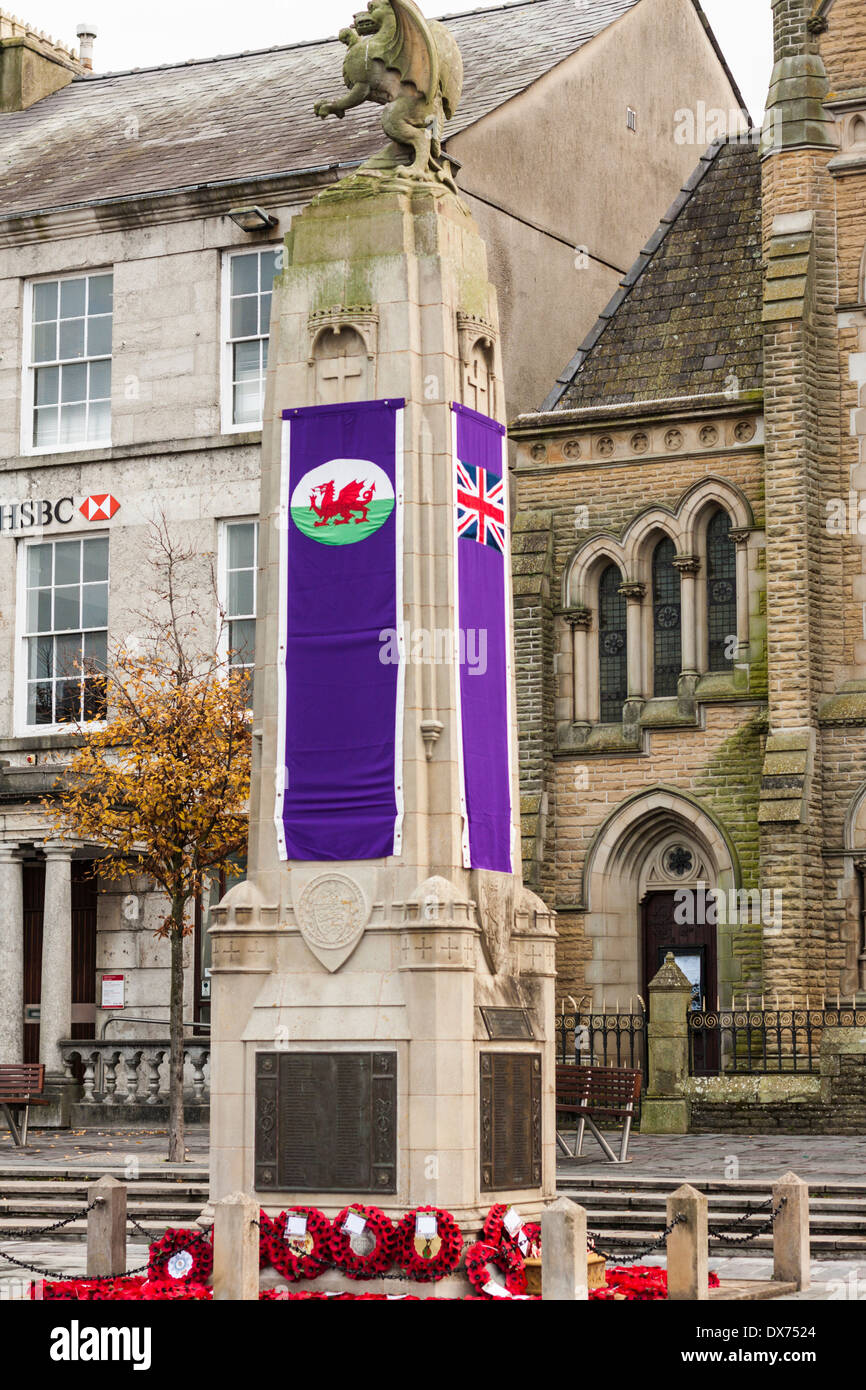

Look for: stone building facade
[511,0,866,1022]
[0,0,743,1097]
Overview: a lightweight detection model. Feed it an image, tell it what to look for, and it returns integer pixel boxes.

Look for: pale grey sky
[33,0,773,119]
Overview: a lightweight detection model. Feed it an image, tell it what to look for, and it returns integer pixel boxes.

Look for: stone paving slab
[557,1131,866,1183]
[0,1125,210,1168]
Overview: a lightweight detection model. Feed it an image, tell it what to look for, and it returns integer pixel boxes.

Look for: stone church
[512,0,866,1021]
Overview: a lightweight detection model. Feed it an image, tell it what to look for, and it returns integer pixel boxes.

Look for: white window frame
[220,247,281,436]
[217,517,259,672]
[15,530,110,736]
[21,268,114,457]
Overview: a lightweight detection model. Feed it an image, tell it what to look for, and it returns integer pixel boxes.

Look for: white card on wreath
[286,1214,308,1237]
[416,1212,438,1238]
[503,1207,522,1236]
[343,1211,367,1235]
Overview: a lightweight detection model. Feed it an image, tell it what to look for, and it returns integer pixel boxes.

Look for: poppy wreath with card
[147,1228,213,1284]
[393,1206,463,1282]
[464,1240,528,1299]
[258,1209,275,1269]
[268,1206,333,1281]
[329,1204,396,1280]
[482,1204,541,1259]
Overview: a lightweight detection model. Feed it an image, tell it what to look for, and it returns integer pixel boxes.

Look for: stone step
[590,1228,866,1257]
[557,1172,866,1197]
[0,1179,208,1195]
[0,1165,209,1182]
[0,1216,176,1242]
[581,1205,866,1234]
[563,1188,866,1215]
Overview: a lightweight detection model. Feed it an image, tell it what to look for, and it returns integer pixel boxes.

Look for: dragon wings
[381,0,463,120]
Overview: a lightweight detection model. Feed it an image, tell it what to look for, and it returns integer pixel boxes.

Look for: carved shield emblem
[295,873,368,972]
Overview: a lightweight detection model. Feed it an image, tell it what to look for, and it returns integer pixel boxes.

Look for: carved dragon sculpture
[314,0,464,192]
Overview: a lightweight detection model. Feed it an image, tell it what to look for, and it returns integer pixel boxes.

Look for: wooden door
[71,861,97,1038]
[22,861,45,1064]
[643,889,718,1070]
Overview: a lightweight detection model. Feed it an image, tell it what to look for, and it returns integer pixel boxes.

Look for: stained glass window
[598,564,627,722]
[652,537,681,697]
[707,510,737,671]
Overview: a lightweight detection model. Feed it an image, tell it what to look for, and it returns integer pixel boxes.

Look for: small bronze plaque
[480,1007,534,1040]
[255,1051,396,1193]
[480,1052,542,1191]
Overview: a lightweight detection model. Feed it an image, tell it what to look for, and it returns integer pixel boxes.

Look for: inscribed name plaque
[479,1007,534,1040]
[480,1053,542,1191]
[255,1051,396,1193]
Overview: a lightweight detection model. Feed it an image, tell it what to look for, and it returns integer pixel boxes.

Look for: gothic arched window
[598,564,627,722]
[652,537,681,697]
[706,510,737,671]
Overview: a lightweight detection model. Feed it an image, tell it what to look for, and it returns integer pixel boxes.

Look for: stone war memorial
[208,0,557,1258]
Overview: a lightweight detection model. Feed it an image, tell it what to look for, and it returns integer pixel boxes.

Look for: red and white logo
[79,494,120,522]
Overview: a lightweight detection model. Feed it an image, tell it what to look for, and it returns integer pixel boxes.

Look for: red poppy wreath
[147,1228,213,1284]
[268,1206,333,1281]
[483,1204,541,1259]
[329,1204,395,1280]
[394,1206,463,1282]
[464,1240,528,1299]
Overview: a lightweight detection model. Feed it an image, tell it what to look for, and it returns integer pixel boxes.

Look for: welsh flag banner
[276,399,405,861]
[452,403,514,874]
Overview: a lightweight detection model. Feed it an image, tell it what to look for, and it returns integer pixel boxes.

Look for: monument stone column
[210,0,556,1233]
[0,843,24,1061]
[40,841,73,1075]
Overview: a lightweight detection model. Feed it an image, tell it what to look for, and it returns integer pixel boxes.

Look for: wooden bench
[0,1064,49,1147]
[555,1063,642,1164]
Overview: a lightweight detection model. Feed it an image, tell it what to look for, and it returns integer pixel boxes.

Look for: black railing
[688,1006,866,1076]
[555,1009,646,1078]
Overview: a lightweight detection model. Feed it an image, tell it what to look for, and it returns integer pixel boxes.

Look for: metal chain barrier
[708,1196,787,1245]
[0,1198,102,1242]
[589,1212,685,1264]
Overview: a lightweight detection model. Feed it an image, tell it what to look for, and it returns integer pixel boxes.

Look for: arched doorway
[582,789,738,1011]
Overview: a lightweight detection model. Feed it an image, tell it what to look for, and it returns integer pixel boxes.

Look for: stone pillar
[40,842,73,1076]
[0,843,24,1061]
[541,1196,588,1301]
[566,609,591,726]
[666,1183,708,1300]
[619,581,645,737]
[213,1191,259,1301]
[730,528,751,661]
[87,1175,127,1278]
[772,1171,810,1290]
[673,556,700,676]
[641,952,692,1134]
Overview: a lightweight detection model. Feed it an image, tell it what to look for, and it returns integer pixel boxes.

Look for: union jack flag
[456,459,506,553]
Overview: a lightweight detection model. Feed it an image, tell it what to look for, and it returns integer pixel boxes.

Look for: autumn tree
[46,519,252,1162]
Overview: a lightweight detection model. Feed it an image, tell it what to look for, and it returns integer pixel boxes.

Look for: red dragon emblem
[309,478,376,527]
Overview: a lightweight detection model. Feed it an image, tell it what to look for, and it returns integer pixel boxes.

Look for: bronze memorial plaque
[479,1007,534,1040]
[480,1052,542,1191]
[255,1051,397,1192]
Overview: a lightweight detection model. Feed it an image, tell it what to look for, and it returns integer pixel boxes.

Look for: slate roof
[541,137,763,413]
[0,0,645,217]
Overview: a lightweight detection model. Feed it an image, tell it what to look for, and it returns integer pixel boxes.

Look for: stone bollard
[641,952,693,1134]
[772,1171,810,1291]
[212,1191,260,1301]
[86,1175,127,1278]
[666,1183,708,1300]
[541,1196,588,1301]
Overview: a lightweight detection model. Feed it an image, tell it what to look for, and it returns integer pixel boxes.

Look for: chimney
[0,12,86,111]
[76,20,96,70]
[761,0,834,154]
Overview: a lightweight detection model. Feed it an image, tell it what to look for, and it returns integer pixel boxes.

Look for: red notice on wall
[101,975,125,1010]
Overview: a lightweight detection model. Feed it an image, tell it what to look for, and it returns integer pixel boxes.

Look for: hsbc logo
[80,494,120,522]
[0,495,121,535]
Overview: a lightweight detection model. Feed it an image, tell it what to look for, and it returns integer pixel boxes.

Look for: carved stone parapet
[398,926,476,971]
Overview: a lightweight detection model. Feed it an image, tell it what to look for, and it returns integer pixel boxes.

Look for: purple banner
[276,400,404,861]
[453,402,513,874]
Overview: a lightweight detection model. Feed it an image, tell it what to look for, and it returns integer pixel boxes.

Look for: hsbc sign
[0,493,121,534]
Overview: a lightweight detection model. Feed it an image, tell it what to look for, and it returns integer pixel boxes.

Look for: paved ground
[0,1125,209,1168]
[557,1131,866,1184]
